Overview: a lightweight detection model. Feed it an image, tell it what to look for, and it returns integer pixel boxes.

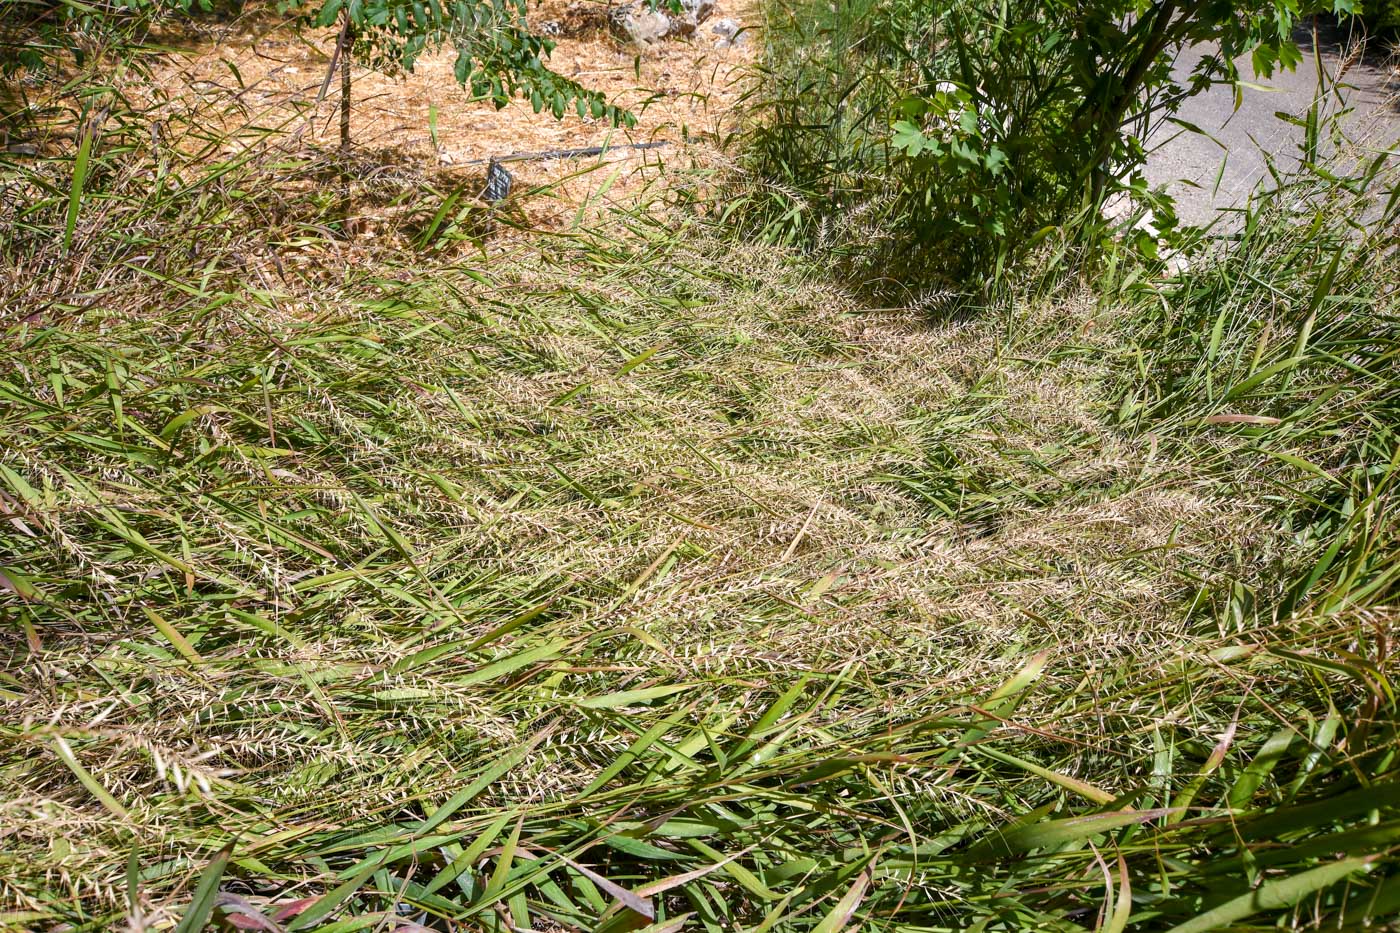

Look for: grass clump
[3,6,1400,928]
[4,152,1400,927]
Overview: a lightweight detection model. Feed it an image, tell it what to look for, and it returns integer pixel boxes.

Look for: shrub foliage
[745,0,1357,281]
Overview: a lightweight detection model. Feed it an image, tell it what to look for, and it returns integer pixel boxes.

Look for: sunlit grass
[4,165,1399,926]
[2,17,1400,929]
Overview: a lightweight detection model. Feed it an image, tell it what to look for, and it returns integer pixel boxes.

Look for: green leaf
[968,808,1175,860]
[0,566,42,602]
[618,343,665,376]
[1165,857,1373,933]
[812,869,869,933]
[456,640,564,687]
[415,742,536,835]
[575,683,693,709]
[174,844,233,933]
[1227,727,1294,810]
[287,862,379,930]
[52,737,129,820]
[1224,356,1306,401]
[63,113,97,255]
[891,121,927,157]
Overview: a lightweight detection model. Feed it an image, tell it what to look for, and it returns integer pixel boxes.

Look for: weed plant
[3,8,1400,931]
[4,131,1400,927]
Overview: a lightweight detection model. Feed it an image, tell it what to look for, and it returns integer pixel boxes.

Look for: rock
[609,0,715,45]
[711,16,744,46]
[609,4,672,44]
[671,0,715,35]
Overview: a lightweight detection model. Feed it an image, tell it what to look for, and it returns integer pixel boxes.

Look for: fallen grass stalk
[2,35,1400,929]
[2,191,1398,926]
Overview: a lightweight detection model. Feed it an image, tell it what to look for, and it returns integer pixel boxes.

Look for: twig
[458,141,669,165]
[286,14,351,146]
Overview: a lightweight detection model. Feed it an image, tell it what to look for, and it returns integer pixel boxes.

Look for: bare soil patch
[144,0,756,230]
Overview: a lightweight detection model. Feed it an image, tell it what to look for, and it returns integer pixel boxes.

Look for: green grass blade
[1165,857,1374,933]
[174,844,233,933]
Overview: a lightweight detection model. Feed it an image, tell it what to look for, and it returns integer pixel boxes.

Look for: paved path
[1144,19,1397,223]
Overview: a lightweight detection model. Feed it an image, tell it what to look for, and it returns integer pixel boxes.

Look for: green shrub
[283,0,631,145]
[0,0,628,153]
[743,0,1356,286]
[0,0,199,75]
[1352,0,1400,27]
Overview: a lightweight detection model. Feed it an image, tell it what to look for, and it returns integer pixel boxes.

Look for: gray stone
[671,0,715,35]
[609,0,715,46]
[609,4,672,44]
[711,16,744,46]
